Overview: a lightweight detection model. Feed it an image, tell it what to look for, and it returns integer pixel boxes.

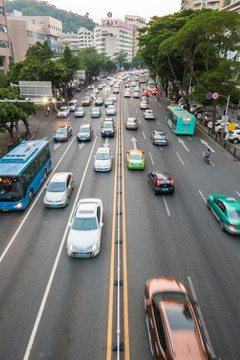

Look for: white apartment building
[124,15,146,58]
[94,19,133,62]
[0,0,10,73]
[63,27,94,51]
[181,0,224,9]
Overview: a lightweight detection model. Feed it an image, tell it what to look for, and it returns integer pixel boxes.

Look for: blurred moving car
[124,91,131,98]
[125,117,138,130]
[105,98,114,107]
[144,277,211,360]
[94,147,113,172]
[95,97,104,106]
[57,107,70,118]
[151,130,168,145]
[106,105,116,116]
[101,121,115,137]
[133,91,140,98]
[229,129,240,143]
[77,124,93,142]
[82,97,92,106]
[91,107,101,118]
[109,94,117,102]
[44,172,74,208]
[207,194,240,234]
[67,198,104,258]
[147,171,174,195]
[53,125,72,142]
[140,101,149,110]
[127,150,145,170]
[144,109,155,120]
[74,107,85,118]
[68,100,78,111]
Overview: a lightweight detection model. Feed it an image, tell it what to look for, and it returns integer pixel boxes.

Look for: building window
[0,40,9,48]
[0,57,3,66]
[0,7,4,16]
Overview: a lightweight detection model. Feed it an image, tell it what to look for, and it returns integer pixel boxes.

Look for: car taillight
[170,179,174,186]
[229,223,237,228]
[154,139,158,141]
[156,179,160,187]
[142,162,144,165]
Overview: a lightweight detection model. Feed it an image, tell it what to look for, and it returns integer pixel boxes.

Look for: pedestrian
[232,109,236,117]
[47,106,50,116]
[223,109,226,116]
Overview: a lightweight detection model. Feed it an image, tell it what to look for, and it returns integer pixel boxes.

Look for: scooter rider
[204,148,211,160]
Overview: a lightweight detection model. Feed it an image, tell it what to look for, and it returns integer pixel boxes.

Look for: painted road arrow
[53,143,61,151]
[131,136,138,150]
[200,139,215,153]
[103,138,109,147]
[79,143,85,151]
[178,138,190,152]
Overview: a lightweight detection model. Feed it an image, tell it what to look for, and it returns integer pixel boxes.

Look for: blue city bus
[0,140,52,211]
[165,105,196,135]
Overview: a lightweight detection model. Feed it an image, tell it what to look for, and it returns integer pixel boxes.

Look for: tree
[113,51,128,68]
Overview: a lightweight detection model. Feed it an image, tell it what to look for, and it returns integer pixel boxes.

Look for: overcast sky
[46,0,181,24]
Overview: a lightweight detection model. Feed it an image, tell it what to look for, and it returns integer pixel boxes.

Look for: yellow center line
[106,95,120,360]
[121,100,130,359]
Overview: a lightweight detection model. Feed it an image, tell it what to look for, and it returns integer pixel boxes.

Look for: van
[68,99,78,112]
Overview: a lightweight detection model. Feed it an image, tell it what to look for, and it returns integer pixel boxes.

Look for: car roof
[216,196,240,210]
[57,125,68,129]
[76,198,102,217]
[50,172,72,182]
[127,117,137,121]
[155,171,171,179]
[80,124,91,129]
[129,150,143,155]
[96,147,110,153]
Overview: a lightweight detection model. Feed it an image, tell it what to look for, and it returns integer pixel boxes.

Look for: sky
[46,0,181,24]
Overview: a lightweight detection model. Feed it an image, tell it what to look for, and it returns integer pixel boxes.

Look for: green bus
[165,105,196,135]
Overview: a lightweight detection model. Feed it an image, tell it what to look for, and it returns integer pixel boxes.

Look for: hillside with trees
[5,0,96,33]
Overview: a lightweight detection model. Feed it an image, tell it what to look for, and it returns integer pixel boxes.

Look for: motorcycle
[204,155,211,164]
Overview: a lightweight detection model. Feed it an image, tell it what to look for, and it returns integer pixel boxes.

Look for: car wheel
[233,138,239,144]
[207,200,210,209]
[220,221,225,231]
[29,189,34,203]
[152,188,157,196]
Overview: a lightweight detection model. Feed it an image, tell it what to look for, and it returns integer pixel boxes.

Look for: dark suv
[77,124,93,142]
[101,121,115,137]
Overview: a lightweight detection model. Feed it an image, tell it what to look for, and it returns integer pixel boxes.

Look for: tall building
[62,27,93,51]
[181,0,224,9]
[94,19,133,62]
[124,15,146,58]
[7,10,63,62]
[0,0,10,73]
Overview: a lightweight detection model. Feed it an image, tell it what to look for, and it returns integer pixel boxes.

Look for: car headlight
[68,244,73,252]
[92,244,97,251]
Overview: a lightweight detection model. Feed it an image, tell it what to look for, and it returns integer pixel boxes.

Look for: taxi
[207,194,240,234]
[126,150,145,170]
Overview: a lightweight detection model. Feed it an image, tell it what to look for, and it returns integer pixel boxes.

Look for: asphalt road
[0,78,240,360]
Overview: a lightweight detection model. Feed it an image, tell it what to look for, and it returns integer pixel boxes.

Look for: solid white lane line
[236,191,240,197]
[176,152,185,166]
[149,152,154,166]
[142,131,146,139]
[163,197,171,216]
[198,190,207,204]
[136,109,138,114]
[23,136,98,360]
[187,276,216,359]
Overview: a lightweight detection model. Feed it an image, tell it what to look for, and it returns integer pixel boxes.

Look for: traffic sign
[206,92,212,100]
[212,92,219,100]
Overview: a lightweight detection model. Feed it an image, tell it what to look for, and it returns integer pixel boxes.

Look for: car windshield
[72,217,98,230]
[79,128,89,133]
[76,108,83,112]
[56,128,67,134]
[0,180,22,201]
[165,303,194,330]
[96,153,110,160]
[130,154,142,160]
[128,119,136,123]
[92,108,99,112]
[60,108,67,111]
[155,132,165,138]
[108,106,114,110]
[103,123,113,128]
[229,210,240,220]
[47,181,66,192]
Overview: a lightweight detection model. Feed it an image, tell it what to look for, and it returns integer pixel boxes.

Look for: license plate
[77,252,88,257]
[162,188,168,191]
[106,133,109,135]
[81,138,85,141]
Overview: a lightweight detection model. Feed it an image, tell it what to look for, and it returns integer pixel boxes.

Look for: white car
[44,172,74,208]
[144,109,155,119]
[140,101,149,110]
[106,105,116,116]
[67,198,104,258]
[207,120,226,129]
[75,107,85,117]
[94,147,113,171]
[229,130,240,144]
[124,91,131,98]
[57,107,70,118]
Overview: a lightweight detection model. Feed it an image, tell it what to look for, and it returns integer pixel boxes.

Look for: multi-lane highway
[0,76,240,360]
